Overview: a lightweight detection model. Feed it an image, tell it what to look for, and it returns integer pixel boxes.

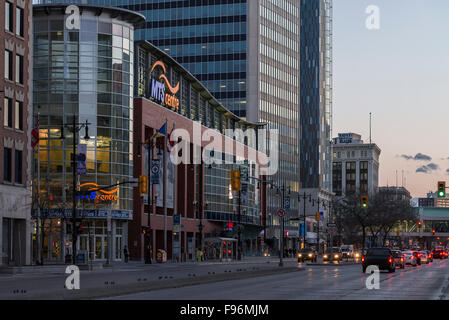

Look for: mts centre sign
[149,60,180,111]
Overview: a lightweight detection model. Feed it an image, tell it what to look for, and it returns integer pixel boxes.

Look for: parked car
[402,251,417,267]
[297,248,318,263]
[392,250,405,269]
[361,247,395,273]
[323,247,343,262]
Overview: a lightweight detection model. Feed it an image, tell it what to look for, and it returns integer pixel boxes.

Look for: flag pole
[163,119,168,253]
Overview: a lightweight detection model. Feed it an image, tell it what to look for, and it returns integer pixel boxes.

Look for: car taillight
[361,256,365,262]
[389,257,392,263]
[401,258,403,262]
[411,256,414,259]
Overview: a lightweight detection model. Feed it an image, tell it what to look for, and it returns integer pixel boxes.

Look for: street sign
[284,197,290,210]
[277,208,286,218]
[327,223,336,227]
[240,166,248,181]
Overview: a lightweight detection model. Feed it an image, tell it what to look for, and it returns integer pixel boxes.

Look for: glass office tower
[299,0,333,192]
[32,4,145,262]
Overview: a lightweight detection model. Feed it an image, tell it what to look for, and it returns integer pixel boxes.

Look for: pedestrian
[123,246,129,263]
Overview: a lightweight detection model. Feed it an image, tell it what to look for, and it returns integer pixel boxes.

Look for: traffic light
[315,212,320,222]
[230,170,241,191]
[433,230,436,236]
[361,195,368,209]
[139,175,148,195]
[227,220,234,231]
[418,221,422,228]
[76,224,83,234]
[438,181,446,198]
[141,226,151,235]
[286,230,289,238]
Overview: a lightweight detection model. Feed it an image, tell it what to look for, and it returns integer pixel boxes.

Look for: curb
[306,262,360,266]
[15,266,303,300]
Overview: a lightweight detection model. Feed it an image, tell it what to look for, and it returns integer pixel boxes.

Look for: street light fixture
[60,115,90,265]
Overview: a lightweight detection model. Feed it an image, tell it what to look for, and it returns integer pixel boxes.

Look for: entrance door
[95,236,103,260]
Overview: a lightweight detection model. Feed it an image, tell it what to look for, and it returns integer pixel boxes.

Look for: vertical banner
[76,144,87,175]
[172,214,181,261]
[152,149,174,208]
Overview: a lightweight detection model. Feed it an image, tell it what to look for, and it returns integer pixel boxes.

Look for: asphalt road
[109,258,449,300]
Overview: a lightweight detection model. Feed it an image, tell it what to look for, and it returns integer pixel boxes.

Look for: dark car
[432,249,446,259]
[362,247,395,273]
[426,250,433,262]
[412,251,422,265]
[392,250,405,269]
[297,248,317,263]
[323,247,343,262]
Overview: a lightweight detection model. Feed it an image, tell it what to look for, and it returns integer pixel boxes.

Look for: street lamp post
[60,115,90,265]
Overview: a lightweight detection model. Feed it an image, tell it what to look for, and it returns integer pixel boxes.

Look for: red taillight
[389,257,392,263]
[361,257,365,262]
[401,258,404,262]
[411,256,414,259]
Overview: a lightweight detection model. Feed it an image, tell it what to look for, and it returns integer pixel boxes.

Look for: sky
[333,0,449,197]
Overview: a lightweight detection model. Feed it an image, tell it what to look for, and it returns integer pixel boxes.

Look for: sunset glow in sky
[333,0,449,197]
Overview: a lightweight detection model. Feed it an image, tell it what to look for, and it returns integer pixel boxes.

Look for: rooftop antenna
[369,112,372,144]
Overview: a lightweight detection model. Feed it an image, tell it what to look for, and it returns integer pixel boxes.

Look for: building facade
[132,41,268,261]
[332,133,381,197]
[0,0,32,267]
[33,0,306,254]
[31,4,145,264]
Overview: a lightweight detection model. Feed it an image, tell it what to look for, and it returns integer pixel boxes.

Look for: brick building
[0,0,32,266]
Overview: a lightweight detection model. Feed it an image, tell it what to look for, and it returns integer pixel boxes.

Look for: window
[16,6,24,37]
[15,101,23,130]
[5,2,13,32]
[5,50,13,81]
[3,147,12,182]
[15,150,22,184]
[16,54,23,84]
[4,98,12,127]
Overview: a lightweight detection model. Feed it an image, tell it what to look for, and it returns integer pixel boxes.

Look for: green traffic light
[439,191,445,197]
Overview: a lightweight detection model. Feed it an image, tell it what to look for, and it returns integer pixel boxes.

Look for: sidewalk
[0,256,302,300]
[1,255,297,275]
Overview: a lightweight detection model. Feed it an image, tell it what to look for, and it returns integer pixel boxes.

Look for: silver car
[419,251,430,264]
[402,251,417,267]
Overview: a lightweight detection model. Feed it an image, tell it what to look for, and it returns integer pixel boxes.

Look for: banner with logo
[76,144,87,175]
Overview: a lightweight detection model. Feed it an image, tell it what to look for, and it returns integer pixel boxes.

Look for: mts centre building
[32,4,268,264]
[32,4,145,263]
[131,41,269,262]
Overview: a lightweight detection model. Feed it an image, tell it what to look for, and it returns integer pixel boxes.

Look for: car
[432,249,446,259]
[323,247,343,262]
[426,250,433,262]
[341,245,354,259]
[412,251,422,265]
[402,251,417,267]
[297,248,318,263]
[362,247,396,273]
[392,250,405,269]
[419,251,429,264]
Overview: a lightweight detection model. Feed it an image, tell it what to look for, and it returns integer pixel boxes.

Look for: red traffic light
[433,230,436,235]
[418,221,422,227]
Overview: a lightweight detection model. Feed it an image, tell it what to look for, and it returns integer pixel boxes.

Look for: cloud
[401,153,432,161]
[416,163,439,174]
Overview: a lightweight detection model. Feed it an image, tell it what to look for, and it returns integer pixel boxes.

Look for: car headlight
[334,254,339,258]
[298,254,302,258]
[324,255,328,259]
[355,253,360,257]
[308,254,312,257]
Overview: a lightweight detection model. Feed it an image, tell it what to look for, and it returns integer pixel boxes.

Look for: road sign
[277,208,286,218]
[284,197,290,210]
